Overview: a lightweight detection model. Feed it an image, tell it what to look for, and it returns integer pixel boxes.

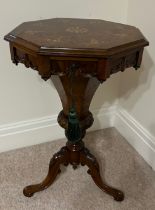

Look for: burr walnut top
[4,18,148,57]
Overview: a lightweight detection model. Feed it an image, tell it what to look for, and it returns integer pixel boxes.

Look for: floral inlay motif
[66,26,88,34]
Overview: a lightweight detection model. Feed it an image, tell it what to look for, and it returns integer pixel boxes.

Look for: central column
[51,73,100,135]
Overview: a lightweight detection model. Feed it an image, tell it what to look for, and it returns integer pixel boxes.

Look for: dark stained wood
[4,18,148,57]
[23,142,124,201]
[4,18,149,81]
[51,74,100,130]
[4,18,149,202]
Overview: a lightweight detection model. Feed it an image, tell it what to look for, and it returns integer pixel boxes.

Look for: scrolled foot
[80,147,125,202]
[23,146,68,197]
[23,186,35,197]
[113,190,124,202]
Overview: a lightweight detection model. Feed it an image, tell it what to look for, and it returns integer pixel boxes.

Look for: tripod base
[23,141,124,202]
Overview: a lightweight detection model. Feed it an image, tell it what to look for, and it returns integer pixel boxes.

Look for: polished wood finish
[23,142,124,201]
[52,73,100,131]
[4,18,148,82]
[4,18,149,202]
[5,18,148,57]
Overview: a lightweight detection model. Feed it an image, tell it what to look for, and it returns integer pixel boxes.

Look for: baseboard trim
[115,107,155,171]
[0,106,116,153]
[2,105,155,171]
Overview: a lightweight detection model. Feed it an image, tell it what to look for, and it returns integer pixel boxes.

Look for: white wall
[117,0,155,169]
[0,0,128,151]
[119,0,155,137]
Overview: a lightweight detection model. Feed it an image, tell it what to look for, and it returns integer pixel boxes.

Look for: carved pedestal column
[23,67,124,201]
[52,74,100,130]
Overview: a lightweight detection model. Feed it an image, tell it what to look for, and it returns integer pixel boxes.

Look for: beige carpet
[0,128,155,210]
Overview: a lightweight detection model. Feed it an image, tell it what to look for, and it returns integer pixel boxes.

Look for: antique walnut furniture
[4,18,149,202]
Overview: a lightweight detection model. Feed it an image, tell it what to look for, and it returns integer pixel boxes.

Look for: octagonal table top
[4,18,149,57]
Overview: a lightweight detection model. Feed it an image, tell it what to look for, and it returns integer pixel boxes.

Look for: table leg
[23,146,68,197]
[23,141,124,201]
[80,148,124,201]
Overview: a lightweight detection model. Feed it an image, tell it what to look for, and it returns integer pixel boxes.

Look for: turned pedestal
[23,72,124,201]
[4,18,149,202]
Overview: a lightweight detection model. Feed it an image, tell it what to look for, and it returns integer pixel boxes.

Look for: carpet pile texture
[0,128,155,210]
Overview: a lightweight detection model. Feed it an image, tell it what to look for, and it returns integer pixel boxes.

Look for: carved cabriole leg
[23,147,69,197]
[23,142,124,201]
[80,148,124,201]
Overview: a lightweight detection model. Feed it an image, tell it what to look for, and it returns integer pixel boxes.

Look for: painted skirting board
[115,107,155,171]
[0,106,116,153]
[0,105,155,172]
